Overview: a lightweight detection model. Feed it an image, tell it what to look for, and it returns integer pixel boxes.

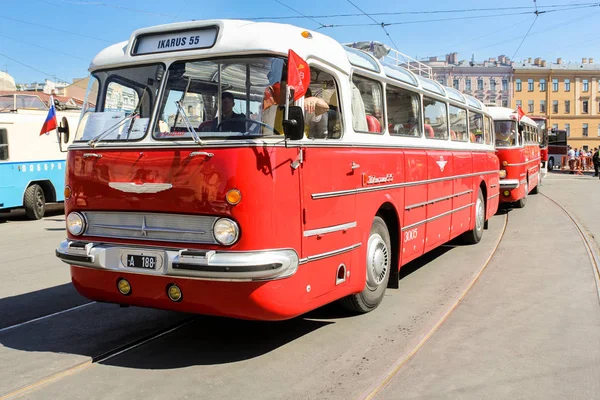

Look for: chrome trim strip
[303,221,357,237]
[488,193,500,200]
[312,170,498,200]
[402,203,473,231]
[299,243,362,264]
[490,184,498,188]
[519,179,527,185]
[506,158,541,167]
[108,182,173,194]
[405,189,473,210]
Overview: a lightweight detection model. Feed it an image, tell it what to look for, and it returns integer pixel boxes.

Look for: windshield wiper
[174,100,202,145]
[87,112,139,147]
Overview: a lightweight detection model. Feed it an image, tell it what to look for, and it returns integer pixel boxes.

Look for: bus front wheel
[24,184,46,220]
[339,216,391,313]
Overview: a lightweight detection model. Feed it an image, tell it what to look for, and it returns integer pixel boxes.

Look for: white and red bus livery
[55,20,499,320]
[489,106,541,208]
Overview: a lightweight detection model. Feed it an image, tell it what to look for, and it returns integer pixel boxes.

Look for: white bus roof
[89,19,489,115]
[487,106,536,126]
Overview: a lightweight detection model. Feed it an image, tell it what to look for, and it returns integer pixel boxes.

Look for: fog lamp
[503,190,511,196]
[167,284,182,302]
[117,278,131,295]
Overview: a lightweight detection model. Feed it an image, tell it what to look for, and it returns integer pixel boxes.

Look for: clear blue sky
[1,0,598,84]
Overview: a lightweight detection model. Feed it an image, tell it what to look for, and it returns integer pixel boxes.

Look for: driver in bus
[212,92,245,132]
[496,122,514,145]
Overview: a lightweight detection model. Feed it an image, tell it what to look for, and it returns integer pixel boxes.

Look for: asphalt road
[0,174,598,400]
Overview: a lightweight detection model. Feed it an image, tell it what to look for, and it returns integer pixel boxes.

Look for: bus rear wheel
[24,184,46,220]
[339,216,391,313]
[461,188,485,244]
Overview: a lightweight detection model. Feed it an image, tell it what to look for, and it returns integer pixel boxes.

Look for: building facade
[423,53,514,107]
[513,57,600,151]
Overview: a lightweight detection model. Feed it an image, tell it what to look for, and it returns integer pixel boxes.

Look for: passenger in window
[304,88,329,139]
[213,92,245,132]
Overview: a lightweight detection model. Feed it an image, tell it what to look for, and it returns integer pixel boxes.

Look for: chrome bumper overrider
[499,179,519,190]
[56,240,299,281]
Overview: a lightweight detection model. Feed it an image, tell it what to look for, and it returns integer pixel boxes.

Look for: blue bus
[0,93,80,219]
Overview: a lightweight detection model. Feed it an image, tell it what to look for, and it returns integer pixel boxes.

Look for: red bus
[489,107,541,208]
[530,115,549,173]
[55,20,500,320]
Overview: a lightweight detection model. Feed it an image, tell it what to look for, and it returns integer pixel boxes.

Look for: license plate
[125,254,157,269]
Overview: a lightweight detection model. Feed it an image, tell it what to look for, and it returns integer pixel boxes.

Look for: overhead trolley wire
[345,0,401,51]
[0,14,113,43]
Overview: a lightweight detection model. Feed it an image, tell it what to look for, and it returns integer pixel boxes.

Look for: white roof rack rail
[343,41,432,78]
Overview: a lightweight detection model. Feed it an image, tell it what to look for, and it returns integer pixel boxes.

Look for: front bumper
[499,179,520,190]
[56,240,299,281]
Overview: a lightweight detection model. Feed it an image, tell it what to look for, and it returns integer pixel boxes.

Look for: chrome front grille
[82,212,218,244]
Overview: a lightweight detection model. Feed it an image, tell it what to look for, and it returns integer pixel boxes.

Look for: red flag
[516,105,525,122]
[287,49,310,101]
[40,96,58,136]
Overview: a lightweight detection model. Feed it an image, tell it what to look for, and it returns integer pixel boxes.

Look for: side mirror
[57,116,70,152]
[282,105,304,141]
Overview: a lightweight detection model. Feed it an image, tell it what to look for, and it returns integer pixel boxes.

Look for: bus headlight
[499,170,507,179]
[66,212,86,236]
[213,218,239,245]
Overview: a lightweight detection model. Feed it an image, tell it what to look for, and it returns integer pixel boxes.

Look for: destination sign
[133,27,218,55]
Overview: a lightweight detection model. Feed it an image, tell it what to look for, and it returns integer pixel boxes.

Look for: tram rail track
[0,318,195,400]
[0,302,96,334]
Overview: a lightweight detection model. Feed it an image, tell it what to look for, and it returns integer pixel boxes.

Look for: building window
[565,123,570,137]
[565,100,570,113]
[502,79,508,91]
[477,79,483,90]
[516,79,521,91]
[540,100,546,113]
[528,79,534,91]
[565,79,570,91]
[528,100,534,113]
[552,100,558,114]
[540,79,546,91]
[490,79,496,91]
[453,79,459,89]
[583,123,589,137]
[502,99,508,107]
[552,78,558,91]
[466,79,472,91]
[597,124,600,137]
[552,123,559,130]
[516,100,522,109]
[583,79,589,92]
[583,99,589,113]
[437,78,445,85]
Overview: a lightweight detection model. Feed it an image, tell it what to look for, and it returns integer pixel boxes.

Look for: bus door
[402,149,427,264]
[299,65,358,294]
[0,127,16,210]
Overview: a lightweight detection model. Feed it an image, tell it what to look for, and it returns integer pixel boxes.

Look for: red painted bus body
[56,19,500,320]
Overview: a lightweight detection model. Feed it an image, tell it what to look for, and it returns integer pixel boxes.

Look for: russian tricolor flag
[40,96,58,136]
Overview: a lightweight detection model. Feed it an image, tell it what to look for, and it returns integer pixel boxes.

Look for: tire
[461,188,485,244]
[515,181,528,209]
[24,184,46,220]
[339,216,391,313]
[548,158,554,171]
[531,173,539,194]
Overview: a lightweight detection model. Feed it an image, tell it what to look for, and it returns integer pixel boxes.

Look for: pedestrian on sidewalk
[568,146,575,174]
[593,147,599,177]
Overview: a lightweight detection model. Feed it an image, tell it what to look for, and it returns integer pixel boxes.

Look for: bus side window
[387,84,421,137]
[0,128,8,160]
[305,67,342,140]
[449,105,468,142]
[469,112,483,144]
[484,116,493,145]
[351,75,383,134]
[423,96,448,139]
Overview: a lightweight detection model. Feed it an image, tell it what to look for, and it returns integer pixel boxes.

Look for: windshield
[154,57,284,140]
[0,96,13,111]
[494,120,517,147]
[74,64,163,142]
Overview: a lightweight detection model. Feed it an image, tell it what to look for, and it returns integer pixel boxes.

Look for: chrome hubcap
[36,191,44,209]
[366,234,389,290]
[475,197,484,232]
